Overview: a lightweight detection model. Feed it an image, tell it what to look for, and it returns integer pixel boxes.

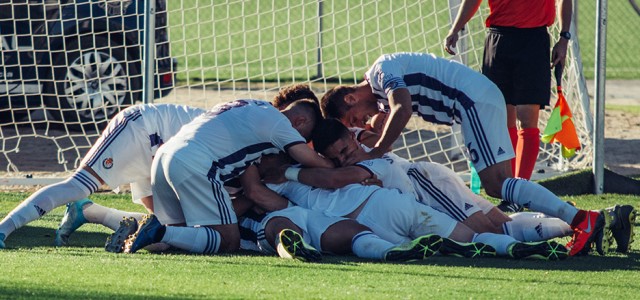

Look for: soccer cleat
[105,217,138,253]
[508,240,569,260]
[276,229,322,262]
[497,201,524,213]
[0,233,5,249]
[438,238,496,258]
[123,214,165,254]
[603,205,636,253]
[384,234,443,262]
[54,198,92,246]
[566,210,605,256]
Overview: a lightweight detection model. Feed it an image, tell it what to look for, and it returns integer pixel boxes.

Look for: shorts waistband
[488,26,547,34]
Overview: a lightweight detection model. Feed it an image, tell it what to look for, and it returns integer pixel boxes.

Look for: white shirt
[364,52,497,125]
[138,103,206,156]
[159,99,307,182]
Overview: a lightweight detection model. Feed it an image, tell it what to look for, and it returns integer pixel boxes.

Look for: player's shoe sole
[509,240,569,260]
[54,198,92,247]
[123,214,164,254]
[105,217,138,253]
[276,229,322,262]
[384,234,443,262]
[439,238,496,258]
[603,205,637,253]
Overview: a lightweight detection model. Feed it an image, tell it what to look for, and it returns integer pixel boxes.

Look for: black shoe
[602,205,636,253]
[276,229,322,262]
[438,238,496,258]
[384,234,443,262]
[105,217,138,253]
[497,201,524,213]
[509,240,569,260]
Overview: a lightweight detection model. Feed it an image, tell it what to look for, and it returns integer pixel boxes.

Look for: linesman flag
[541,64,581,158]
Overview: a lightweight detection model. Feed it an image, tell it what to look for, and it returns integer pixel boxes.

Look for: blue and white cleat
[54,198,92,246]
[123,214,165,254]
[0,233,5,249]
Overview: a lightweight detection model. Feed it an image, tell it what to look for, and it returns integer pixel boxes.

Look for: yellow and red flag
[541,65,581,158]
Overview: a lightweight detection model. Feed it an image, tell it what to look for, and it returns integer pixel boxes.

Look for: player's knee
[322,220,368,254]
[214,224,241,253]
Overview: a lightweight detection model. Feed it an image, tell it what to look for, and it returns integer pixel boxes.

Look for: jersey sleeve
[269,118,307,151]
[355,158,392,179]
[367,59,407,96]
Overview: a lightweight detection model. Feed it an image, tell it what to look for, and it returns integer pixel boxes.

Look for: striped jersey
[158,99,307,182]
[137,104,206,155]
[364,52,497,125]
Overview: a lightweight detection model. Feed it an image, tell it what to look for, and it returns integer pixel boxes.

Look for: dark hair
[287,98,323,128]
[319,85,357,119]
[312,118,351,154]
[272,84,319,110]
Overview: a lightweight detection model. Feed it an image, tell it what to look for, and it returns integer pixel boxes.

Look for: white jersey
[159,99,306,182]
[138,104,206,156]
[364,52,498,125]
[355,154,416,198]
[267,181,380,217]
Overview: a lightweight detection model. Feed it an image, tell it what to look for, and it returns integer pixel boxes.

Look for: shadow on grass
[4,225,110,249]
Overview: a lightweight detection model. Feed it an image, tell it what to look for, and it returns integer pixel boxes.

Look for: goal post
[0,0,593,185]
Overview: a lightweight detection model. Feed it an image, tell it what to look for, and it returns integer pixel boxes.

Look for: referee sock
[472,232,518,256]
[351,230,396,260]
[162,226,221,254]
[502,212,573,242]
[0,170,98,238]
[82,203,145,231]
[508,127,518,176]
[501,178,578,224]
[515,128,540,180]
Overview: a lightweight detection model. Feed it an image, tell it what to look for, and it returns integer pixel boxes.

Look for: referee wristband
[284,167,302,181]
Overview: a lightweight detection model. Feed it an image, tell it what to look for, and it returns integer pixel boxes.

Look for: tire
[45,35,140,131]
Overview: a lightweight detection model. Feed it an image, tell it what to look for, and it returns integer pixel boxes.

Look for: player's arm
[292,166,373,189]
[286,143,334,168]
[444,0,482,55]
[239,164,289,212]
[369,88,413,158]
[551,0,572,68]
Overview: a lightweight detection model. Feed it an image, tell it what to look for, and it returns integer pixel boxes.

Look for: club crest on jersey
[103,158,114,169]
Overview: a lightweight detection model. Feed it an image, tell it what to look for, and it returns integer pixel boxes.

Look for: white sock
[351,231,396,260]
[501,178,578,224]
[503,212,573,242]
[161,226,221,254]
[82,203,146,231]
[0,170,98,238]
[472,232,518,256]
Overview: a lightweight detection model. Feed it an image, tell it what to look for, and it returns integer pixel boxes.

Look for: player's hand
[361,175,383,187]
[551,39,568,68]
[444,30,459,55]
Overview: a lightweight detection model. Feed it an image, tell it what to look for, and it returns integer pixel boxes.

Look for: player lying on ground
[0,104,205,249]
[28,84,318,250]
[319,52,613,255]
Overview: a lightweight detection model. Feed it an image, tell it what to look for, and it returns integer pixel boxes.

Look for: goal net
[0,0,592,184]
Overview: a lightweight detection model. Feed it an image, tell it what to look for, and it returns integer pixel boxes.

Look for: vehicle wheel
[45,35,140,131]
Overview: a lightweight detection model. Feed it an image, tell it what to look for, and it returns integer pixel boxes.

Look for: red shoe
[566,210,605,256]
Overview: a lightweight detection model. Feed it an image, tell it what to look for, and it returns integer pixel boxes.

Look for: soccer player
[241,205,445,262]
[119,99,332,255]
[0,103,205,249]
[320,52,604,256]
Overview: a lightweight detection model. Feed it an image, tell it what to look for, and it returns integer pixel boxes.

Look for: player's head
[272,84,319,111]
[280,99,323,142]
[320,84,379,129]
[312,118,361,166]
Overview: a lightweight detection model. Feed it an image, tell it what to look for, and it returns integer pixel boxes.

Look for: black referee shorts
[482,26,551,108]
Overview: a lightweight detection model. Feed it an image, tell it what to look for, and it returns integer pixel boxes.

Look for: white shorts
[406,162,494,222]
[81,106,153,192]
[355,189,457,245]
[257,206,346,254]
[458,86,514,172]
[151,151,237,227]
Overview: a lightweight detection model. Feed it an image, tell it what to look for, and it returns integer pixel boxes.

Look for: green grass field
[1,190,639,299]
